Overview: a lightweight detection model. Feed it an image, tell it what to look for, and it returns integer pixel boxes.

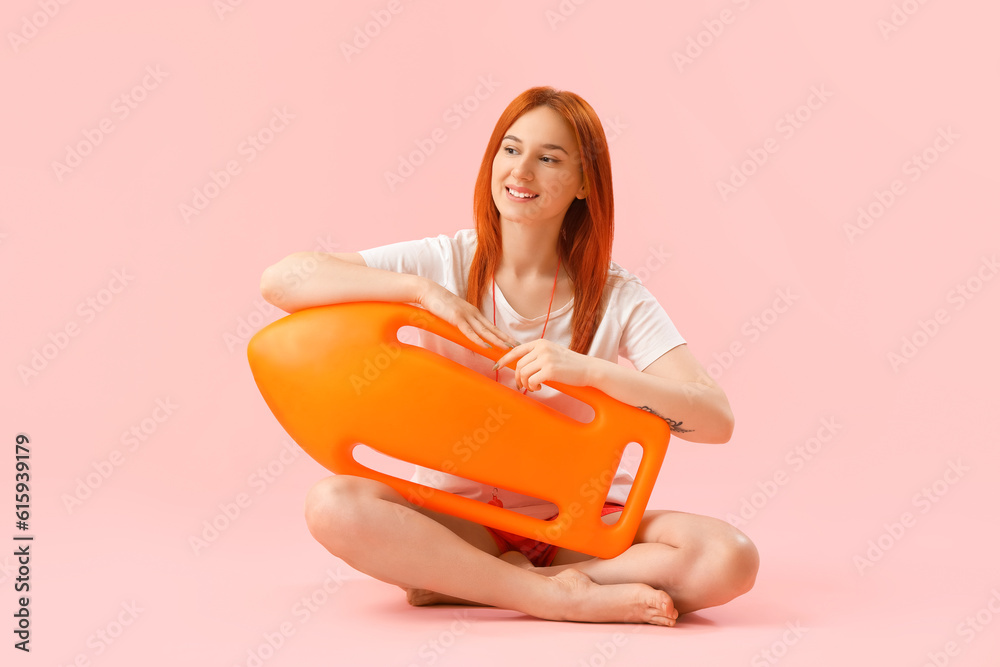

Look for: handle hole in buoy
[352,443,559,519]
[396,324,595,424]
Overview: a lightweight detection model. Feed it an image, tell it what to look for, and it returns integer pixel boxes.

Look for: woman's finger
[468,314,517,349]
[515,357,545,392]
[492,343,533,372]
[456,321,491,349]
[467,317,509,349]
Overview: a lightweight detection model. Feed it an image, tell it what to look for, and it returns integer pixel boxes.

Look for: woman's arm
[585,344,734,444]
[259,251,518,349]
[260,252,427,313]
[495,339,734,444]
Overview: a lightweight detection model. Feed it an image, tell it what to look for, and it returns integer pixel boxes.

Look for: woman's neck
[496,217,561,279]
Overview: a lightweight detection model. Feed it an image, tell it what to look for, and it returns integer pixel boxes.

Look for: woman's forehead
[505,107,577,151]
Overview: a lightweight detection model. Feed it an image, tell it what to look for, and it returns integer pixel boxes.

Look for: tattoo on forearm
[638,405,694,433]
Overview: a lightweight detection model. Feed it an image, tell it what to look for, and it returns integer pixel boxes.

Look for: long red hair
[467,86,614,355]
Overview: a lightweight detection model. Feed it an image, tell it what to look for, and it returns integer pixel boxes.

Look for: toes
[404,588,432,606]
[646,601,677,626]
[646,591,678,625]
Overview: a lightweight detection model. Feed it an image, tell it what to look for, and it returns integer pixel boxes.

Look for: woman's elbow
[259,255,299,309]
[696,400,734,444]
[715,406,735,444]
[717,414,735,444]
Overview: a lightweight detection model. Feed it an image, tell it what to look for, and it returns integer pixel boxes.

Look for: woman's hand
[416,279,518,350]
[491,339,601,392]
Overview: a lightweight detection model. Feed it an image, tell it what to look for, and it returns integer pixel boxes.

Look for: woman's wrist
[409,274,434,306]
[582,354,616,388]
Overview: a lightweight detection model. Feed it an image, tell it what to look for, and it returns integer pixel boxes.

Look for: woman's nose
[511,160,532,181]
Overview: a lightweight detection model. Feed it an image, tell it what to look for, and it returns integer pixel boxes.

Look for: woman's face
[491,105,587,228]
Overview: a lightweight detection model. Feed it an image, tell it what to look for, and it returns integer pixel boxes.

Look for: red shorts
[485,502,625,567]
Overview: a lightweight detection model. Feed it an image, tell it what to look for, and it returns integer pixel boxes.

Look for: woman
[260,86,758,626]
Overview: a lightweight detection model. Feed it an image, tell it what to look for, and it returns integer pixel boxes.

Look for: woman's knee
[690,523,759,601]
[303,475,390,544]
[718,527,759,595]
[644,513,759,602]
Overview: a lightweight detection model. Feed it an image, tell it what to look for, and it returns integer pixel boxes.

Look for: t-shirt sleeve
[617,279,687,371]
[357,233,459,289]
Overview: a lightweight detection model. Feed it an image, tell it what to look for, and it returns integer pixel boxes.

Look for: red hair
[467,86,614,355]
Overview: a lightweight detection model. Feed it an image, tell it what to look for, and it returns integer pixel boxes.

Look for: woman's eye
[501,147,558,163]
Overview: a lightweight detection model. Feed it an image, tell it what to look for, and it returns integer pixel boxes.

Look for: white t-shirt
[359,228,686,520]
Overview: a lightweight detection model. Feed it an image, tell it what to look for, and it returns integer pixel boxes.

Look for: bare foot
[401,587,487,607]
[399,552,533,607]
[541,569,678,626]
[397,555,677,625]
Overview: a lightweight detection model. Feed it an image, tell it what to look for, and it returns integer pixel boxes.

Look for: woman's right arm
[259,252,517,349]
[260,252,426,313]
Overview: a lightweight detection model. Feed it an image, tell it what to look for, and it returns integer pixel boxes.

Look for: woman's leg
[403,551,543,607]
[532,510,759,615]
[303,475,679,625]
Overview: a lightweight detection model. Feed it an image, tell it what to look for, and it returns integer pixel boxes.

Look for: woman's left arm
[585,344,734,444]
[495,341,734,444]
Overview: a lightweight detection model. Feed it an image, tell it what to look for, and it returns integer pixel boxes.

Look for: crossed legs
[304,475,758,625]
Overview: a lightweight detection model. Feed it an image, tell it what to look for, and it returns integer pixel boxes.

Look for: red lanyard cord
[492,256,561,393]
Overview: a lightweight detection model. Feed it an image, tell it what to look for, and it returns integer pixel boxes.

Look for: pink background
[3,0,999,664]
